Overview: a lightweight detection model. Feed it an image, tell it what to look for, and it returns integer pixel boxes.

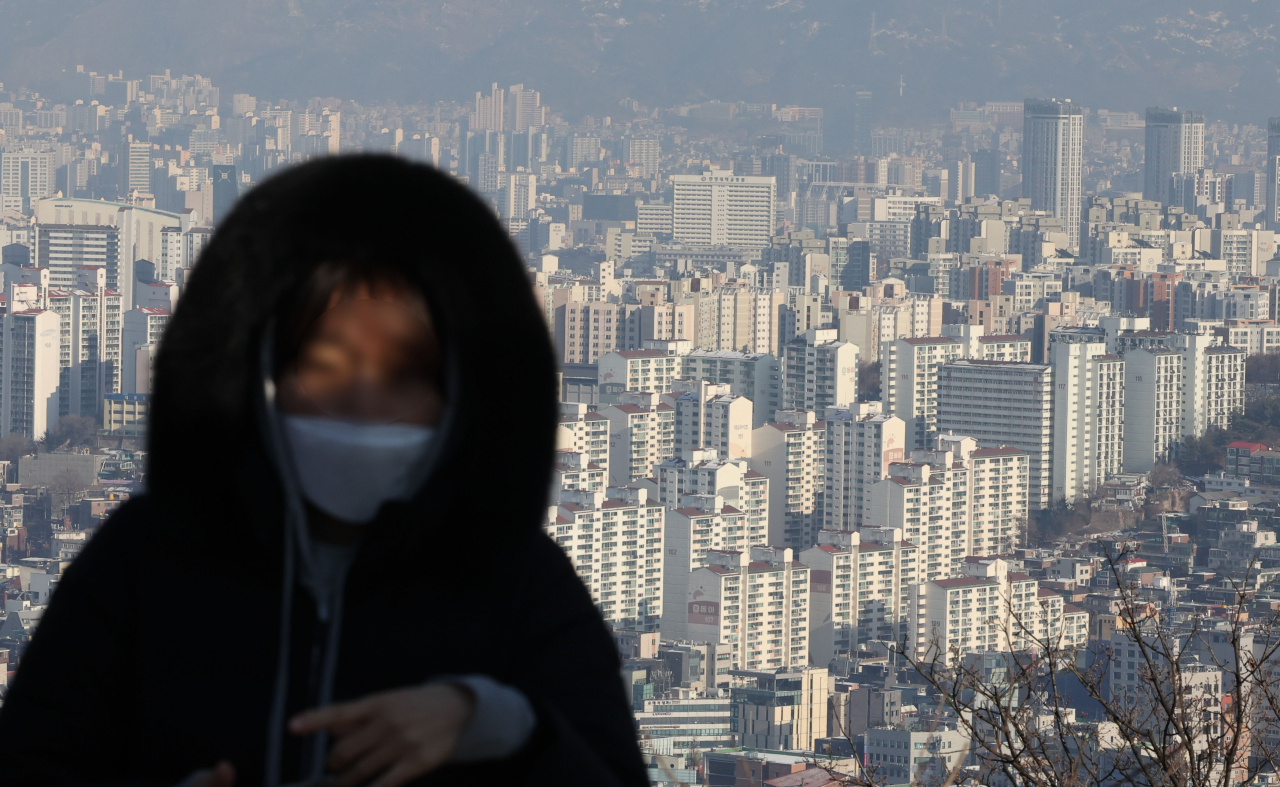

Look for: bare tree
[47,469,85,527]
[890,546,1280,787]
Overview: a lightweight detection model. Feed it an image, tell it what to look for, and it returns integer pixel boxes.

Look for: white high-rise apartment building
[671,173,776,250]
[654,451,769,540]
[751,409,826,551]
[969,447,1031,556]
[601,393,675,485]
[504,84,544,132]
[556,404,610,476]
[681,350,782,428]
[1022,99,1084,247]
[1122,348,1184,473]
[937,360,1054,511]
[599,349,679,395]
[908,557,1087,666]
[553,450,605,496]
[471,83,505,132]
[1190,344,1245,436]
[499,173,536,220]
[1144,107,1205,206]
[1050,340,1124,504]
[34,224,120,290]
[121,307,170,395]
[184,227,213,269]
[546,487,664,631]
[801,527,919,664]
[48,272,121,420]
[869,437,978,582]
[1,307,60,439]
[623,138,660,179]
[681,546,809,672]
[781,328,858,413]
[1211,228,1277,278]
[662,493,768,642]
[823,404,907,530]
[0,147,57,213]
[665,380,753,460]
[159,226,184,282]
[1106,324,1244,441]
[881,336,962,449]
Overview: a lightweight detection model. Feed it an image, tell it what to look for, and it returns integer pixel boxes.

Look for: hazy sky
[4,0,1277,123]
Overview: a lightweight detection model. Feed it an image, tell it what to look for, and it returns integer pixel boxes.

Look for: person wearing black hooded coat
[0,156,650,787]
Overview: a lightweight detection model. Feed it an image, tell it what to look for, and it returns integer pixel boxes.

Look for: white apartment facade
[684,546,809,673]
[1,308,60,440]
[556,404,610,475]
[800,527,919,664]
[750,410,826,551]
[661,493,768,642]
[546,487,665,631]
[653,451,770,544]
[665,380,753,460]
[670,173,776,250]
[937,360,1053,512]
[682,349,782,428]
[868,440,976,582]
[781,328,859,413]
[1050,340,1124,504]
[908,557,1088,666]
[601,394,676,485]
[881,336,962,450]
[598,349,680,395]
[121,307,170,395]
[823,404,907,530]
[968,447,1031,556]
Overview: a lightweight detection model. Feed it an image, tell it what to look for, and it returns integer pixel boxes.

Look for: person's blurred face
[277,281,444,426]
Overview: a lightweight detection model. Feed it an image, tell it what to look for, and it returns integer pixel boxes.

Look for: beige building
[664,380,753,460]
[881,336,962,450]
[731,668,829,752]
[102,393,148,437]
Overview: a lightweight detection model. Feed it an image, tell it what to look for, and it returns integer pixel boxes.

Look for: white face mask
[282,415,435,524]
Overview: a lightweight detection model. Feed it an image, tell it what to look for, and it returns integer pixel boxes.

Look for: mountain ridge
[0,1,1273,123]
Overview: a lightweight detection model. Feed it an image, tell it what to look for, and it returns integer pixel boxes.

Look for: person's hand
[289,684,475,787]
[182,761,235,787]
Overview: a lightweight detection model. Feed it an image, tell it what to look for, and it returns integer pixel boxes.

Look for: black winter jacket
[0,156,648,787]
